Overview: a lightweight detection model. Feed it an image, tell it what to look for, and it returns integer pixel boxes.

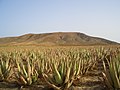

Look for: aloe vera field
[0,45,120,90]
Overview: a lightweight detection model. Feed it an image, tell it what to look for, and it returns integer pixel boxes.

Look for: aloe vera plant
[0,53,12,81]
[42,58,82,90]
[15,59,38,86]
[102,55,120,90]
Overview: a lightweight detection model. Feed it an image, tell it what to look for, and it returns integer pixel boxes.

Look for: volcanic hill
[0,32,119,46]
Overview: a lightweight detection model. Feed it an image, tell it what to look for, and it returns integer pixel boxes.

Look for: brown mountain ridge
[0,32,119,45]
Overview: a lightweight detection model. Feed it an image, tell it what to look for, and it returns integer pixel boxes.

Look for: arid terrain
[0,32,120,90]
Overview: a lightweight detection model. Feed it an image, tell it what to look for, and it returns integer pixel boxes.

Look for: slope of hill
[0,32,119,45]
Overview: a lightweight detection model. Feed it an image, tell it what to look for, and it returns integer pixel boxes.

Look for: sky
[0,0,120,42]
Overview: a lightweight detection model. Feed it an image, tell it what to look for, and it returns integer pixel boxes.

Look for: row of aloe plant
[0,47,120,89]
[0,53,12,82]
[102,55,120,90]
